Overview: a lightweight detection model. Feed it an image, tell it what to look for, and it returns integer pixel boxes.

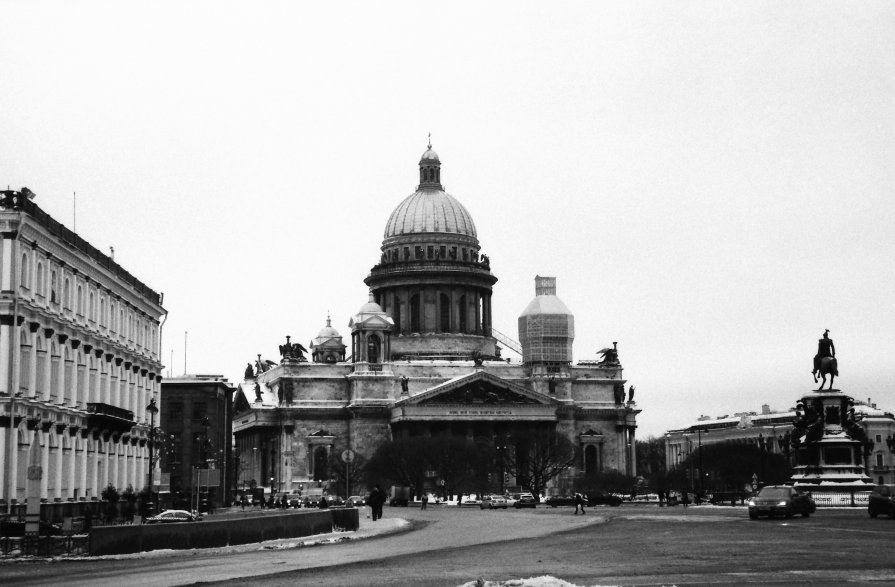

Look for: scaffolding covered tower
[518,276,575,369]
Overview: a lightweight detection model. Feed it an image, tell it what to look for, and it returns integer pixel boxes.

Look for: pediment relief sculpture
[419,381,540,406]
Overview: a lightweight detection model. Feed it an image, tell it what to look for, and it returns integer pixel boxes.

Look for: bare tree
[365,438,428,496]
[328,452,367,498]
[508,429,577,500]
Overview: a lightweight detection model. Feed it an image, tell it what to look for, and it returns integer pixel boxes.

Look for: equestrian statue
[812,329,838,390]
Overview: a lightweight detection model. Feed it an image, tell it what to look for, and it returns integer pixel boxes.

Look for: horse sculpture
[813,356,838,391]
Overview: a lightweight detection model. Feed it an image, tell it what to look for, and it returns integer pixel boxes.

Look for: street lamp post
[496,434,508,494]
[146,398,159,515]
[199,417,211,513]
[697,428,704,497]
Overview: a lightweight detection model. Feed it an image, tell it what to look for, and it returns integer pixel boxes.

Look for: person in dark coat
[369,486,385,521]
[318,495,329,509]
[574,493,586,515]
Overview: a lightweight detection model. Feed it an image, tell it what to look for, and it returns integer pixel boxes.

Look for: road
[2,505,894,586]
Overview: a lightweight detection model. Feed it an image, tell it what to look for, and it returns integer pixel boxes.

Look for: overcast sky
[2,1,893,439]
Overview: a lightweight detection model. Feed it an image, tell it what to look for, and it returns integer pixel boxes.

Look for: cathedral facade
[232,146,639,497]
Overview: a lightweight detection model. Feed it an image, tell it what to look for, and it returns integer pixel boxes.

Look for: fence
[810,491,871,507]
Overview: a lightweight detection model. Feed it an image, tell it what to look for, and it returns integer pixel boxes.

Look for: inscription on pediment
[419,381,540,405]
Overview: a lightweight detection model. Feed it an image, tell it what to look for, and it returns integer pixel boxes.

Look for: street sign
[341,449,355,463]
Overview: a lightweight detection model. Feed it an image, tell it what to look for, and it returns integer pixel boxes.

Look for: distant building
[0,188,166,508]
[665,399,895,485]
[232,146,640,498]
[160,375,234,508]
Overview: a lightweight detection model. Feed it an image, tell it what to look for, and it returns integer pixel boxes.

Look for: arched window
[36,262,44,295]
[313,446,328,481]
[76,284,84,315]
[20,253,29,289]
[63,278,71,310]
[51,271,58,304]
[367,335,381,364]
[585,445,597,474]
[89,291,95,321]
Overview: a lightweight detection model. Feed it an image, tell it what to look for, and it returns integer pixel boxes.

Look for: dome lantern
[418,136,443,190]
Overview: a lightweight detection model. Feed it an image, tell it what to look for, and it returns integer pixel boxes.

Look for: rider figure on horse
[813,330,835,374]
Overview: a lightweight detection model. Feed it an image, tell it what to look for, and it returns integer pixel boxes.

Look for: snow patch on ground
[5,518,412,563]
[456,577,632,587]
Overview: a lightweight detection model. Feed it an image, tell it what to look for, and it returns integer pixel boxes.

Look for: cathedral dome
[356,292,387,317]
[383,142,478,241]
[384,190,477,239]
[315,315,340,340]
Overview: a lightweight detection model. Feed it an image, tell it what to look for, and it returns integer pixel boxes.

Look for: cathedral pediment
[394,371,557,407]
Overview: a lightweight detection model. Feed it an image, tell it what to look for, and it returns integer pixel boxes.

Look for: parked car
[868,484,895,518]
[481,495,508,509]
[747,485,816,519]
[511,492,537,509]
[460,497,482,507]
[545,495,576,507]
[587,493,623,507]
[145,509,203,524]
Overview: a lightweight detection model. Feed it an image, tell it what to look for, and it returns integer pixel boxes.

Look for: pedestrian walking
[421,492,428,510]
[574,492,585,515]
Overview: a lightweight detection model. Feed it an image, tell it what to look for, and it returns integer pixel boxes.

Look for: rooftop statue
[279,335,308,362]
[812,330,838,390]
[244,362,255,380]
[597,342,620,366]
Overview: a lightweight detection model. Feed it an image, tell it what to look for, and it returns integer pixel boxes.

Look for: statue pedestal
[789,388,873,494]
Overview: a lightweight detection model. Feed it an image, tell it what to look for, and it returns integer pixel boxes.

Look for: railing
[86,403,134,422]
[490,327,522,356]
[811,491,871,507]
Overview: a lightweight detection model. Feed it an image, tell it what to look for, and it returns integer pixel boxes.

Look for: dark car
[868,484,895,518]
[748,485,816,519]
[587,493,623,507]
[511,492,537,509]
[545,495,576,507]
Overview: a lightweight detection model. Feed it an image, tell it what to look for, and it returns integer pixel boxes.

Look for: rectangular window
[427,245,434,259]
[877,453,884,467]
[440,246,446,258]
[876,435,882,443]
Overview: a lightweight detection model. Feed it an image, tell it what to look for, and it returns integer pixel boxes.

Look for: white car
[145,509,203,524]
[481,495,508,509]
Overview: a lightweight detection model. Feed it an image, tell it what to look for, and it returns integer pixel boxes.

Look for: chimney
[762,404,771,415]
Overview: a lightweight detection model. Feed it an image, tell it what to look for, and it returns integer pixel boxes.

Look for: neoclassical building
[0,189,166,508]
[233,146,639,496]
[665,398,895,487]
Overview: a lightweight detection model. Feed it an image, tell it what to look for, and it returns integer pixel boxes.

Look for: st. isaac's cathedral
[232,144,640,497]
